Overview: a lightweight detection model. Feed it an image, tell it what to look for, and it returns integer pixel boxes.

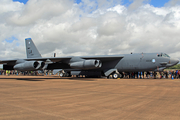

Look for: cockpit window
[163,53,170,58]
[157,53,170,58]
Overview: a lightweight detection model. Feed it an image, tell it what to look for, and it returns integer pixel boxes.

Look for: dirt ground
[0,75,180,120]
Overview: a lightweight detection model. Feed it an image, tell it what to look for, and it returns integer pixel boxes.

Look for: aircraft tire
[59,72,64,77]
[67,72,71,77]
[107,75,112,79]
[65,72,70,77]
[119,72,124,78]
[112,73,119,79]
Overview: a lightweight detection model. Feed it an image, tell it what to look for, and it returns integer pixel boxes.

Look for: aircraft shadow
[16,78,44,81]
[0,78,44,81]
[63,77,96,81]
[0,76,96,81]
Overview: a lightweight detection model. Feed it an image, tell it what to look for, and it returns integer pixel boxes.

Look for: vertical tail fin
[25,38,42,58]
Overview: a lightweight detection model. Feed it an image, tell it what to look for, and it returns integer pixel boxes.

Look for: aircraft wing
[25,56,72,62]
[0,55,124,65]
[0,57,71,65]
[0,59,17,64]
[24,55,124,62]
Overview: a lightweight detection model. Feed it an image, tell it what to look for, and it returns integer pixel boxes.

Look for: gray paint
[25,38,42,58]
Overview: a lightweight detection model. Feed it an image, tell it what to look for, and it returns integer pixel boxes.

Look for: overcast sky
[1,0,180,60]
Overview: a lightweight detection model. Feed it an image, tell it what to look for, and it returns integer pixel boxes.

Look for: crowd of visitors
[123,70,180,79]
[0,70,180,79]
[0,70,51,76]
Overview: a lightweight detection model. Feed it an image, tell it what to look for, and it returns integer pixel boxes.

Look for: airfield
[0,75,180,120]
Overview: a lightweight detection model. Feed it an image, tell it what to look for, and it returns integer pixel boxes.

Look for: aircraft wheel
[65,72,71,77]
[67,72,71,77]
[59,72,64,77]
[119,72,124,78]
[107,75,112,79]
[112,73,119,79]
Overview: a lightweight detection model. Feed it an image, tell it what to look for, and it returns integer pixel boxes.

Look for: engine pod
[13,61,41,71]
[70,59,102,69]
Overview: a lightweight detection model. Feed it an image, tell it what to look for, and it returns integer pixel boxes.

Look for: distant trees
[167,64,180,69]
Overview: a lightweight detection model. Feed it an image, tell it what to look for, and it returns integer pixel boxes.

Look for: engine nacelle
[70,60,102,69]
[38,61,46,69]
[13,61,45,71]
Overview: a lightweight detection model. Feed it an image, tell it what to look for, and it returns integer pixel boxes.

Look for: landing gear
[108,72,124,79]
[59,72,64,77]
[59,71,71,77]
[119,72,124,78]
[112,73,119,79]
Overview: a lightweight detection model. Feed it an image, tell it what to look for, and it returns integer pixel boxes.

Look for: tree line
[167,64,180,69]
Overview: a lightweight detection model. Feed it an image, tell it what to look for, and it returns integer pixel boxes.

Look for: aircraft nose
[170,58,179,65]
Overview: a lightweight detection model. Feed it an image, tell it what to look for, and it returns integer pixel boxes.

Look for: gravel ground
[0,75,180,120]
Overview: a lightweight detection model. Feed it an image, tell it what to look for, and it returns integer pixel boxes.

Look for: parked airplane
[0,38,179,78]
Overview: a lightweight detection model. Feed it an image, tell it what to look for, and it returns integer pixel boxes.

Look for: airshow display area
[1,0,180,119]
[0,38,180,120]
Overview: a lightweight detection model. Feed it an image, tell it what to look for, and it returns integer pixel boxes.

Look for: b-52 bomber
[0,38,179,78]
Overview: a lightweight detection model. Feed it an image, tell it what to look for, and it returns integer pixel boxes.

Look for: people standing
[175,70,178,79]
[171,71,175,79]
[178,70,180,79]
[153,71,157,79]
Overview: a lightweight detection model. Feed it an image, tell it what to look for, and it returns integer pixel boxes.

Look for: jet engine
[70,59,102,69]
[13,61,45,71]
[38,61,46,69]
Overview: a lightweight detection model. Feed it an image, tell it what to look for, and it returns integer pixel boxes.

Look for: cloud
[165,0,180,6]
[0,0,23,14]
[8,0,74,26]
[0,0,180,61]
[128,0,149,11]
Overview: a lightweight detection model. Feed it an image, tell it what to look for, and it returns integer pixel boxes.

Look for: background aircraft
[0,38,179,78]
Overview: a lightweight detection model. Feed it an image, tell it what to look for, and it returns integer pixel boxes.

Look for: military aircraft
[0,38,179,79]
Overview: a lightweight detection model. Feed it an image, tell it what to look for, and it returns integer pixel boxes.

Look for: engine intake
[38,61,46,69]
[70,60,102,69]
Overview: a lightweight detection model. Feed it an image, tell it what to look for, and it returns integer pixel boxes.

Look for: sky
[1,0,180,61]
[13,0,173,7]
